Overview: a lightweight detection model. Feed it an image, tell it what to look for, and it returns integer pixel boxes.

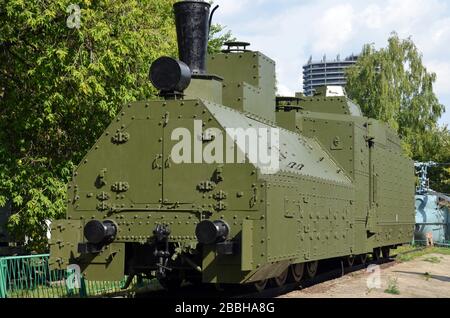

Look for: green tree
[427,128,450,194]
[207,1,235,55]
[0,0,235,251]
[0,0,178,250]
[346,33,449,193]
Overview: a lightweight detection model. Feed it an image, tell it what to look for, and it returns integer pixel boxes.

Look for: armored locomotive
[49,0,415,291]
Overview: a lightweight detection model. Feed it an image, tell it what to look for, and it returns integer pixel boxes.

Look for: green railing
[0,254,156,298]
[412,240,450,247]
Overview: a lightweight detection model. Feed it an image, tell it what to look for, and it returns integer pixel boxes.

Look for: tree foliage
[346,33,449,193]
[207,1,235,55]
[0,0,235,251]
[0,0,178,250]
[427,128,450,193]
[208,23,235,55]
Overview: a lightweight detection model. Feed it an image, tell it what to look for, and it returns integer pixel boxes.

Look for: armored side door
[72,108,165,213]
[118,109,165,205]
[366,121,385,234]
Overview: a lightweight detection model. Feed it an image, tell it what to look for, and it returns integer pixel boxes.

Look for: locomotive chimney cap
[222,41,251,53]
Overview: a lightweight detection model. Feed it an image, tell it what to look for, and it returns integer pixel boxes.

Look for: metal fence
[0,254,155,298]
[412,240,450,247]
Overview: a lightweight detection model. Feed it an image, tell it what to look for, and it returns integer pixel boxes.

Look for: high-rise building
[302,54,358,96]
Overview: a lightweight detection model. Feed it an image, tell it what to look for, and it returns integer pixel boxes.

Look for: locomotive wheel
[288,263,305,283]
[305,261,319,279]
[382,247,390,259]
[358,254,368,265]
[346,255,355,267]
[158,276,183,291]
[271,268,289,287]
[372,248,381,261]
[254,279,268,292]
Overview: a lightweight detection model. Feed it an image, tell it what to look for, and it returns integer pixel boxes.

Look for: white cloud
[277,83,294,97]
[360,4,383,29]
[312,4,355,52]
[216,1,247,17]
[215,0,272,18]
[212,0,450,126]
[427,61,450,96]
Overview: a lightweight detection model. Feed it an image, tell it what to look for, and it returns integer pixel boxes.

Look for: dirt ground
[280,253,450,298]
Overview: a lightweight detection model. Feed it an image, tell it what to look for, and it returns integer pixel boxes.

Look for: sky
[211,0,450,127]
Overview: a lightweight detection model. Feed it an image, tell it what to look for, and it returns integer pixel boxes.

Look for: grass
[423,256,441,264]
[4,276,157,298]
[5,279,125,298]
[384,277,400,295]
[392,245,450,263]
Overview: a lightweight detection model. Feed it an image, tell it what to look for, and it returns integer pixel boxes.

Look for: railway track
[128,259,391,298]
[108,247,425,299]
[250,247,426,298]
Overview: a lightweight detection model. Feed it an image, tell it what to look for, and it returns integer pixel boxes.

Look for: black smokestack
[173,1,211,75]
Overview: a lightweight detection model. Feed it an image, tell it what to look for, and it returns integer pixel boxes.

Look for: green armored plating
[49,0,415,291]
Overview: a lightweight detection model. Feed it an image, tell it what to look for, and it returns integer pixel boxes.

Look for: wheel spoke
[254,279,268,292]
[359,254,368,265]
[346,255,355,267]
[271,268,289,287]
[306,261,318,278]
[289,263,304,283]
